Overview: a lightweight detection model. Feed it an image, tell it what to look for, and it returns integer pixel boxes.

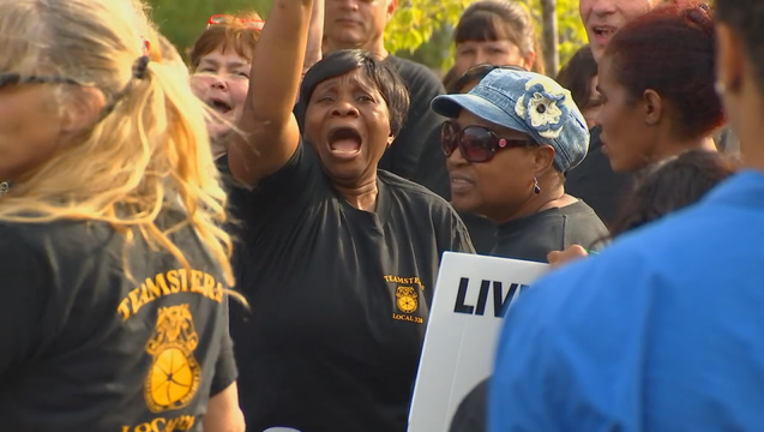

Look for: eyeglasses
[441,120,534,163]
[0,73,80,90]
[206,14,265,31]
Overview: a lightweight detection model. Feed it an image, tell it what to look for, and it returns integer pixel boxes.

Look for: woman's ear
[523,50,536,72]
[60,87,106,134]
[532,144,556,174]
[642,89,663,126]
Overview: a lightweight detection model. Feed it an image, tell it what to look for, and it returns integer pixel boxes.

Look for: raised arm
[228,0,314,185]
[303,0,324,76]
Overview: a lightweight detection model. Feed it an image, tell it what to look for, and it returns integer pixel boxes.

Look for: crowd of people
[0,0,760,431]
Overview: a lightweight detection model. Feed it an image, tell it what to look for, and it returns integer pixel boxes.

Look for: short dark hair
[604,3,724,141]
[296,50,410,136]
[716,0,764,102]
[609,150,738,238]
[556,45,598,113]
[449,65,496,93]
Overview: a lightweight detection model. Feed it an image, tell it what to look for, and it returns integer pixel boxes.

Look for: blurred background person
[451,0,543,78]
[189,12,264,160]
[556,44,601,129]
[189,5,324,161]
[548,150,739,268]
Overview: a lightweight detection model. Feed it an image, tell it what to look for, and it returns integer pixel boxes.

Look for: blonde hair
[0,0,238,292]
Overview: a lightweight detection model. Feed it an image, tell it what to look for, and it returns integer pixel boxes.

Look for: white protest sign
[408,252,550,432]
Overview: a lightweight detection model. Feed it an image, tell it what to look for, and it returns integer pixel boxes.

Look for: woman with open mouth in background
[188,7,324,161]
[218,0,474,430]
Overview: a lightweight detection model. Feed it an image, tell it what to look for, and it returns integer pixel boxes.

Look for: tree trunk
[541,0,559,75]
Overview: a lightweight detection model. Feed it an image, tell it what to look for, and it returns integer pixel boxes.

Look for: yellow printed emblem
[395,286,419,314]
[144,304,202,413]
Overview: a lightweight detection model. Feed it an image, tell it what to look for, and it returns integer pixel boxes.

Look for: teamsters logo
[144,304,202,413]
[385,275,425,325]
[396,286,419,313]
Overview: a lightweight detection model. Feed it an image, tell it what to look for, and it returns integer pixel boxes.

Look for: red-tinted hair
[189,12,262,71]
[603,2,723,140]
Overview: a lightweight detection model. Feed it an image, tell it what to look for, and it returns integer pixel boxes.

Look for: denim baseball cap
[431,68,590,174]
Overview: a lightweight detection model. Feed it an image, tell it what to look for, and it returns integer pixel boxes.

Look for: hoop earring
[533,177,541,194]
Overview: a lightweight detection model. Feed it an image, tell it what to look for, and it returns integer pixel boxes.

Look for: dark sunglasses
[0,73,80,90]
[441,120,534,163]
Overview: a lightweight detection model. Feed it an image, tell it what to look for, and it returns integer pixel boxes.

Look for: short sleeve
[450,211,476,254]
[0,226,52,381]
[210,300,237,397]
[224,141,323,236]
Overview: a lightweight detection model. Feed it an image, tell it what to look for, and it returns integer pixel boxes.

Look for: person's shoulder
[0,219,116,280]
[0,218,110,248]
[562,200,608,229]
[386,56,444,93]
[525,200,718,311]
[380,169,454,210]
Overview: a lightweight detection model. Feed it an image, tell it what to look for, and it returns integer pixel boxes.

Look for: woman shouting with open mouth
[219,0,475,430]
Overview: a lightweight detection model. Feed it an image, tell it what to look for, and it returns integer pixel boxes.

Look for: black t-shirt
[493,200,608,262]
[382,56,446,180]
[565,127,634,227]
[0,211,236,431]
[449,378,489,432]
[224,142,474,432]
[412,117,450,199]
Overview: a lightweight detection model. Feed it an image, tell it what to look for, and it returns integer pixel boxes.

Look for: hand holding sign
[547,244,589,269]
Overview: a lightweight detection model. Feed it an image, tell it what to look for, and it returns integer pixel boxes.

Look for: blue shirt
[489,171,764,432]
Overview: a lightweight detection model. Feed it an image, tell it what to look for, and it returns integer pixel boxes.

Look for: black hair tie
[132,55,150,80]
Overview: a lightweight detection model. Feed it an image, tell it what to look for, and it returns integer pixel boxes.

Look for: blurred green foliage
[144,0,270,57]
[389,0,587,75]
[145,0,586,74]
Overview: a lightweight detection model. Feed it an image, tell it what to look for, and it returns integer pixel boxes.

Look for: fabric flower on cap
[514,77,573,139]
